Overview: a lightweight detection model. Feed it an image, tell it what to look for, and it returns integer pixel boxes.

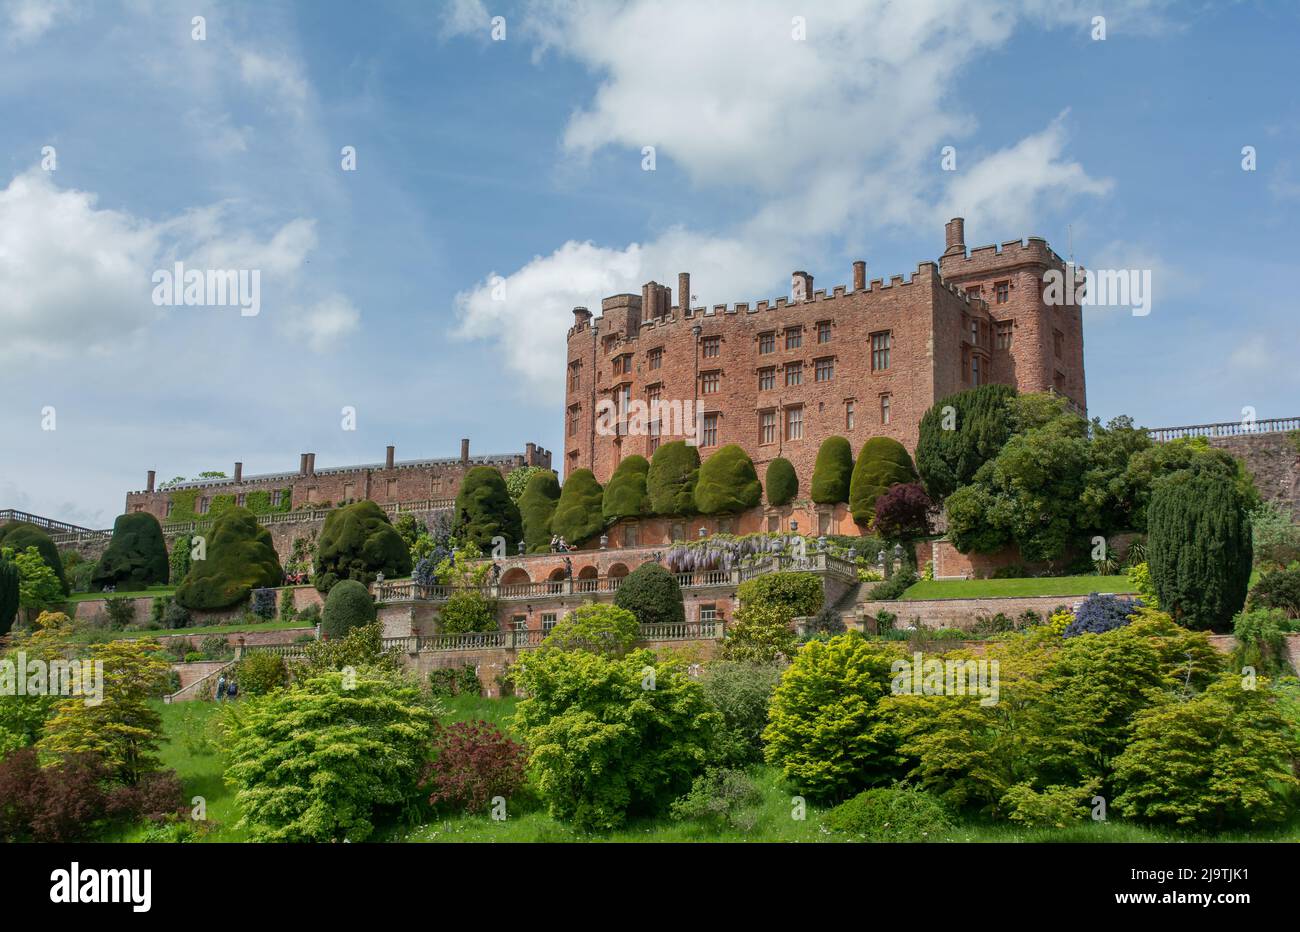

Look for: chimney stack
[944,217,965,256]
[460,438,470,464]
[526,442,536,464]
[852,261,867,291]
[678,272,690,313]
[572,306,591,326]
[299,453,308,477]
[792,271,813,303]
[234,462,243,483]
[146,470,156,493]
[385,445,395,469]
[307,453,316,476]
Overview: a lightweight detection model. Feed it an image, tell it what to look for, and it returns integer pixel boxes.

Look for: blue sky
[1,0,1297,526]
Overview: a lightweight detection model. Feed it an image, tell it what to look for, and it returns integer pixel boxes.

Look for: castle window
[624,523,640,548]
[386,479,398,499]
[197,497,210,515]
[647,384,662,406]
[272,489,285,507]
[1054,329,1064,359]
[759,367,776,391]
[784,362,803,387]
[970,319,979,345]
[880,393,892,425]
[871,331,891,371]
[649,419,661,454]
[649,347,662,370]
[845,400,856,430]
[815,357,834,382]
[165,500,175,517]
[236,493,246,507]
[996,320,1013,349]
[542,613,558,633]
[966,284,981,298]
[569,361,582,390]
[568,404,581,437]
[784,327,802,350]
[702,414,718,447]
[759,332,775,355]
[817,321,832,344]
[431,477,442,495]
[995,281,1010,303]
[971,355,981,386]
[132,504,144,513]
[1055,371,1066,393]
[760,410,777,444]
[701,371,720,394]
[702,336,721,358]
[700,604,718,623]
[785,406,803,441]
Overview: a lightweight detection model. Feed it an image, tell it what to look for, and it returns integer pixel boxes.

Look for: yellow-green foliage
[1048,608,1073,636]
[1127,561,1159,609]
[763,634,905,799]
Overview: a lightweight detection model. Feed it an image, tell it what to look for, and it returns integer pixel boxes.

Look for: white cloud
[441,0,490,39]
[282,294,361,352]
[2,0,74,45]
[1228,334,1283,373]
[238,49,310,118]
[0,169,356,363]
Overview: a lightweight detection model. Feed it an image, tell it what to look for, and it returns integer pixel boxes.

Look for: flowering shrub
[1063,594,1143,638]
[422,720,528,813]
[1048,608,1074,636]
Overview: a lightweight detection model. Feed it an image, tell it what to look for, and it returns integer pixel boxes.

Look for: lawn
[899,575,1134,601]
[63,619,313,643]
[67,586,176,603]
[146,694,1300,844]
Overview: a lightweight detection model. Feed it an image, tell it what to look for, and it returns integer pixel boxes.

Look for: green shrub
[437,590,498,634]
[1147,471,1252,630]
[700,661,784,767]
[162,601,190,629]
[849,438,918,524]
[763,634,904,799]
[505,465,548,504]
[722,573,822,664]
[1000,781,1098,829]
[321,579,377,639]
[1231,608,1297,676]
[0,558,18,637]
[822,784,953,840]
[0,522,68,594]
[915,384,1017,501]
[550,469,604,545]
[1112,674,1299,829]
[103,596,137,631]
[518,471,561,553]
[223,670,438,841]
[542,603,640,657]
[313,500,411,593]
[647,441,700,516]
[235,651,289,696]
[613,562,685,627]
[669,767,764,833]
[1247,568,1300,619]
[694,445,761,514]
[737,572,823,618]
[764,457,798,507]
[175,508,283,611]
[427,665,482,698]
[453,466,523,553]
[810,436,854,504]
[515,648,719,830]
[168,535,192,586]
[602,455,650,522]
[91,512,169,591]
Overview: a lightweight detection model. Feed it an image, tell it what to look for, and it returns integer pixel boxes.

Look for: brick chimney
[573,306,591,325]
[460,438,470,464]
[306,453,316,476]
[146,470,155,493]
[944,217,965,256]
[852,261,867,291]
[385,445,395,469]
[299,454,308,477]
[234,462,243,483]
[678,272,690,313]
[792,271,813,303]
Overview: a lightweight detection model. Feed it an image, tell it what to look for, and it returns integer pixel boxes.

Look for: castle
[564,218,1087,490]
[123,439,552,521]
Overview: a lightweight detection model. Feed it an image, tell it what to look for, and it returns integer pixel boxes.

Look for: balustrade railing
[1146,416,1300,442]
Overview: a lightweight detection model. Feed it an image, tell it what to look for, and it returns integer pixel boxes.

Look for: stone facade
[1207,432,1300,519]
[123,438,552,522]
[563,218,1085,490]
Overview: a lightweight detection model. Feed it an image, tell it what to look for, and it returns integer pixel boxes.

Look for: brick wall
[1207,432,1300,519]
[856,594,1108,630]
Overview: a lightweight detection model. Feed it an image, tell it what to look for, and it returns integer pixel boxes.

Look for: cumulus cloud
[451,0,1119,393]
[2,0,75,45]
[282,294,362,352]
[0,169,357,363]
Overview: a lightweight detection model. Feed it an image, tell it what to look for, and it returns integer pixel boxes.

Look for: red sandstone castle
[564,218,1086,489]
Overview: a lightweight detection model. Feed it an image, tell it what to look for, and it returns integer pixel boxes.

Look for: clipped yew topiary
[765,457,798,507]
[175,507,283,611]
[603,455,650,522]
[313,500,412,593]
[915,384,1017,501]
[1147,471,1253,631]
[91,512,169,591]
[321,579,377,639]
[0,522,67,594]
[454,466,524,553]
[849,438,918,524]
[518,471,562,554]
[550,469,605,545]
[694,445,762,515]
[647,441,700,516]
[613,562,685,628]
[810,436,854,504]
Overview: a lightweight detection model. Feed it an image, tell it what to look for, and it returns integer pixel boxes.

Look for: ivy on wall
[164,487,292,523]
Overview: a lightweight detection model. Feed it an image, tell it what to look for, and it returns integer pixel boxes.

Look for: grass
[900,575,1134,601]
[67,586,176,603]
[64,619,312,643]
[141,695,1300,844]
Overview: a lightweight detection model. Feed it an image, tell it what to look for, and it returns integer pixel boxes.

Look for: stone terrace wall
[1207,432,1300,519]
[856,594,1112,631]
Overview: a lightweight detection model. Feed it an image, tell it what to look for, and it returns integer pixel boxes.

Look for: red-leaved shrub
[422,720,527,813]
[872,483,934,541]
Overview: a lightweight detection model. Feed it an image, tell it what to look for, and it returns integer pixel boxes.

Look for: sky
[0,0,1297,528]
